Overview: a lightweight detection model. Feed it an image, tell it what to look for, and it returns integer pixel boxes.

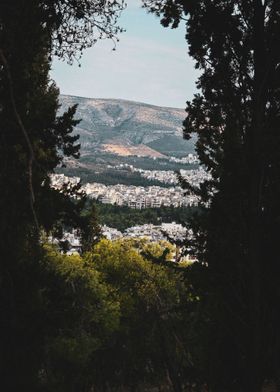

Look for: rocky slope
[59,95,195,157]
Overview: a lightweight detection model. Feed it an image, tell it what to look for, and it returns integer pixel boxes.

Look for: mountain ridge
[60,94,186,110]
[59,94,195,158]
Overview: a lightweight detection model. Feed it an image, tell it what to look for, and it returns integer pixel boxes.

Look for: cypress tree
[144,1,280,389]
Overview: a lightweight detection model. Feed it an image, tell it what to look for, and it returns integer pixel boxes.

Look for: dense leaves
[89,239,201,392]
[144,0,280,390]
[0,1,125,390]
[40,239,197,392]
[81,201,200,231]
[41,245,120,391]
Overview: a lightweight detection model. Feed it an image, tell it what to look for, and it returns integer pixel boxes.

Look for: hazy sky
[51,0,199,108]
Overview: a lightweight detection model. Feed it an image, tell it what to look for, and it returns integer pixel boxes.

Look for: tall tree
[143,1,280,390]
[0,1,125,390]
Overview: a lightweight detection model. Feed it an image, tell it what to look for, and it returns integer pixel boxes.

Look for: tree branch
[0,48,39,230]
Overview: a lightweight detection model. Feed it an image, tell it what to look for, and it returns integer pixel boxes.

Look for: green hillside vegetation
[58,153,198,186]
[57,165,169,187]
[77,152,198,171]
[147,134,196,157]
[88,203,200,232]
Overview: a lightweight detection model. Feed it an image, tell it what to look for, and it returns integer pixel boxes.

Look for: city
[51,163,210,209]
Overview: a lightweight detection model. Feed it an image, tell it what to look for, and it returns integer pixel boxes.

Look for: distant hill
[59,95,195,158]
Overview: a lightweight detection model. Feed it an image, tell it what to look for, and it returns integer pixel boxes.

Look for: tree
[0,1,125,390]
[143,1,280,390]
[84,238,197,392]
[0,0,126,237]
[80,203,103,253]
[40,246,120,392]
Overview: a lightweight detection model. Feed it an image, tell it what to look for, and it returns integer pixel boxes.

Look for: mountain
[59,95,195,158]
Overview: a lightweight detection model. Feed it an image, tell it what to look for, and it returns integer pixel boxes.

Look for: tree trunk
[245,1,267,391]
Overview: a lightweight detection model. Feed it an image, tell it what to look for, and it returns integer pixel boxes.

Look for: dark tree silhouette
[0,1,124,390]
[143,1,280,390]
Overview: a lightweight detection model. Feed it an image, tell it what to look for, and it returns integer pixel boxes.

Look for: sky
[51,0,199,108]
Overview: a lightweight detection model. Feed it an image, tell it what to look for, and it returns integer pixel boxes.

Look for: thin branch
[0,48,39,230]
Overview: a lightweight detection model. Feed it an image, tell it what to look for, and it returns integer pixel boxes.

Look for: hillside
[59,95,195,158]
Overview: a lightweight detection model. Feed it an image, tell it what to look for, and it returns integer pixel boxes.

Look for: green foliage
[32,239,199,392]
[40,246,120,391]
[58,164,169,187]
[144,0,280,389]
[83,201,200,232]
[0,2,81,387]
[58,152,199,186]
[80,203,103,252]
[83,239,198,391]
[0,1,125,390]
